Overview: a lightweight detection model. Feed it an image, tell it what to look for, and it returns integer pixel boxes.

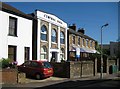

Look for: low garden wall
[50,60,94,78]
[0,69,26,84]
[0,69,17,84]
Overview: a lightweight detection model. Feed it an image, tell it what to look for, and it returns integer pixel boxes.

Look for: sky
[5,2,119,44]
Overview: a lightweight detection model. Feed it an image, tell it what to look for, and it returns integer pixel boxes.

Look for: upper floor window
[72,35,75,44]
[86,39,89,47]
[78,37,80,45]
[90,40,93,47]
[51,29,57,43]
[41,25,47,41]
[82,38,85,46]
[60,31,65,44]
[9,16,17,36]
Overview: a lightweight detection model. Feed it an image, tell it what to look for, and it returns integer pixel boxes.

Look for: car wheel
[36,74,41,80]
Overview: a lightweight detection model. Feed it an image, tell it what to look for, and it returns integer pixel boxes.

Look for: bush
[0,58,10,68]
[0,58,17,69]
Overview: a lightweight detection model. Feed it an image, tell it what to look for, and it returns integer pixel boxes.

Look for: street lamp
[100,23,109,79]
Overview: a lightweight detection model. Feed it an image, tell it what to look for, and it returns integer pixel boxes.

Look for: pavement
[1,72,120,88]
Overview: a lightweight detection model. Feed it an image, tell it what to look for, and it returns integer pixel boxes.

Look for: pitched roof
[1,2,33,20]
[68,28,96,41]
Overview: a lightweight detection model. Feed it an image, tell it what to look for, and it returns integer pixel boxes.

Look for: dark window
[8,45,16,62]
[60,31,65,44]
[31,61,39,68]
[83,39,85,46]
[90,41,92,47]
[41,25,47,41]
[43,62,51,68]
[73,36,75,44]
[51,29,57,42]
[9,16,17,36]
[78,37,80,45]
[23,61,31,67]
[86,39,89,47]
[24,47,30,61]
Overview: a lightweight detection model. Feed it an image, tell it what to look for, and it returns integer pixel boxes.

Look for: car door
[29,61,41,76]
[18,61,31,73]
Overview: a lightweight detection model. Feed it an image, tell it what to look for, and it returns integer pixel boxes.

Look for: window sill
[41,40,48,43]
[60,43,65,45]
[51,42,57,44]
[8,34,18,37]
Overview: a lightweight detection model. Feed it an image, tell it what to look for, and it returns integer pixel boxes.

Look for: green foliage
[0,58,17,69]
[95,41,101,54]
[90,53,100,59]
[0,58,11,68]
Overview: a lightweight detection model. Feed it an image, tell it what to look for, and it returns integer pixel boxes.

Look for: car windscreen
[42,62,52,68]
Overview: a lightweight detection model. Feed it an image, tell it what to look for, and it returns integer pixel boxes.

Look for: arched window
[60,31,65,44]
[40,46,47,60]
[41,25,47,41]
[51,29,57,42]
[60,48,65,61]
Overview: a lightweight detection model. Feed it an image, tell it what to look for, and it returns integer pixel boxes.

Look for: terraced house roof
[1,2,33,20]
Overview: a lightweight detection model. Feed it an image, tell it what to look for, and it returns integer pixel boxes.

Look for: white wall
[0,11,32,65]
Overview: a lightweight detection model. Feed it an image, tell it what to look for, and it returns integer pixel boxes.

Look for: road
[2,79,120,89]
[2,72,120,89]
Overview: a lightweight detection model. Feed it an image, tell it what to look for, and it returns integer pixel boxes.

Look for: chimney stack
[78,28,85,34]
[69,24,76,31]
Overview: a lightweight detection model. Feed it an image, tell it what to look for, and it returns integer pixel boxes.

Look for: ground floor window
[60,48,65,61]
[40,45,47,60]
[24,47,30,61]
[8,45,16,62]
[69,51,76,61]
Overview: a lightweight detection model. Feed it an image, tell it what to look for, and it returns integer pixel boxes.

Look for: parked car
[17,60,53,79]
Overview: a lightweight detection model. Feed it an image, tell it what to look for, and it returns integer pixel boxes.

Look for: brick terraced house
[67,24,97,61]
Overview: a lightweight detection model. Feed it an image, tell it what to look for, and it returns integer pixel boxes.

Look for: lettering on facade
[44,14,63,25]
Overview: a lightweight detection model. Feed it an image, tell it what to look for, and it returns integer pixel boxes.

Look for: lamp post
[100,23,109,79]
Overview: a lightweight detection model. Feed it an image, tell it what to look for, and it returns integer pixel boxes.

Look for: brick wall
[0,69,17,84]
[50,61,94,78]
[0,69,26,84]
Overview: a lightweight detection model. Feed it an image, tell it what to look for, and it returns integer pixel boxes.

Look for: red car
[17,60,53,79]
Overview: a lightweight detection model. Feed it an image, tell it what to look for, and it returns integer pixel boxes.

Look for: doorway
[51,52,57,62]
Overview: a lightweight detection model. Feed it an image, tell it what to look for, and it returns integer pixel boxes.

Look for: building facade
[67,24,97,61]
[32,10,67,62]
[110,41,119,57]
[0,3,33,65]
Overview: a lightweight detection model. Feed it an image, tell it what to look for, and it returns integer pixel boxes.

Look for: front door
[51,52,57,62]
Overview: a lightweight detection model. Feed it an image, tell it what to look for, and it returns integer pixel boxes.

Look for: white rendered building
[0,2,33,65]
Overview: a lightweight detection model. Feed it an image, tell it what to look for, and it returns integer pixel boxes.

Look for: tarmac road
[1,72,120,89]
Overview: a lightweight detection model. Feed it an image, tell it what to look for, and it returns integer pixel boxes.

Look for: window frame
[60,31,65,44]
[8,45,17,62]
[78,37,80,46]
[72,35,75,44]
[51,29,57,43]
[24,47,30,61]
[8,16,17,36]
[41,25,47,41]
[40,46,47,60]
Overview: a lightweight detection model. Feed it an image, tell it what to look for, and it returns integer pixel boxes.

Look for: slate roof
[68,28,96,41]
[1,2,33,20]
